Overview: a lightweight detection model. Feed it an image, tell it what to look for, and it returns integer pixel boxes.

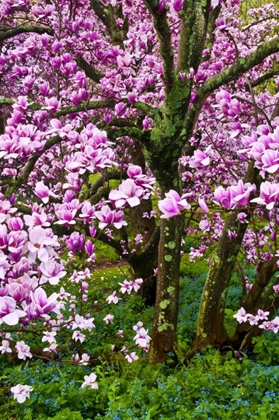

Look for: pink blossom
[81,373,98,389]
[0,339,12,354]
[214,181,255,209]
[133,327,151,348]
[133,321,143,331]
[80,353,90,365]
[28,226,58,262]
[95,205,127,229]
[172,0,183,12]
[233,307,249,324]
[23,211,50,228]
[125,352,139,363]
[103,314,114,324]
[30,287,58,316]
[34,182,56,204]
[211,0,220,8]
[55,208,77,226]
[66,232,85,253]
[72,330,85,343]
[250,181,279,210]
[0,296,26,325]
[198,197,209,213]
[43,343,57,353]
[15,341,32,360]
[42,331,57,344]
[109,179,144,208]
[106,291,119,304]
[158,190,191,218]
[39,260,66,285]
[11,384,33,404]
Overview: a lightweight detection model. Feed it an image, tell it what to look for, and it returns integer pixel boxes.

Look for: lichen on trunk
[149,214,185,363]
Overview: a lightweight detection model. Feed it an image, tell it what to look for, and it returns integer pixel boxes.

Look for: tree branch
[89,0,127,46]
[75,56,103,83]
[143,0,175,94]
[177,0,211,73]
[248,70,279,88]
[0,25,54,41]
[5,135,61,198]
[184,35,279,143]
[54,100,117,117]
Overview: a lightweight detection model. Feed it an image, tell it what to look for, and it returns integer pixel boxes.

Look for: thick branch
[107,126,151,146]
[143,0,175,94]
[184,36,279,143]
[242,257,279,313]
[201,36,279,97]
[89,1,127,45]
[76,56,103,83]
[0,25,54,41]
[54,100,117,117]
[177,0,211,73]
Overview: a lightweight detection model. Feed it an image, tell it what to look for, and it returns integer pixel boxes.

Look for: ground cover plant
[1,0,279,417]
[1,263,279,419]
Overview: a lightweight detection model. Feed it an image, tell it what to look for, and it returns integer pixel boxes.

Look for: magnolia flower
[250,181,279,210]
[0,339,12,354]
[15,341,32,360]
[103,314,114,324]
[43,342,57,353]
[34,181,56,204]
[72,330,85,343]
[0,296,26,325]
[11,384,33,403]
[233,307,249,324]
[81,373,98,389]
[42,331,57,344]
[125,352,139,363]
[28,226,58,262]
[109,179,144,208]
[106,291,119,304]
[94,205,127,229]
[158,190,191,218]
[133,327,151,348]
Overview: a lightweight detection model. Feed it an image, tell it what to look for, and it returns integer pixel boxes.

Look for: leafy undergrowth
[1,263,279,419]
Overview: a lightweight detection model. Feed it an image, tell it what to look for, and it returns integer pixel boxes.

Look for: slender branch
[5,135,61,198]
[201,36,279,97]
[248,70,279,88]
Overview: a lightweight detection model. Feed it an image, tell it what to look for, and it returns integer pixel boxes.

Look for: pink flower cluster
[234,307,270,327]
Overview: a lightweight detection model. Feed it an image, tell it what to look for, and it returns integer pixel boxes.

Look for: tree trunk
[148,214,185,363]
[193,211,249,351]
[233,257,279,350]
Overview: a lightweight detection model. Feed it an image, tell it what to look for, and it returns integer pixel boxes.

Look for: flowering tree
[0,0,279,383]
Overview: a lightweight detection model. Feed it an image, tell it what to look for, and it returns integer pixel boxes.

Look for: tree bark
[193,211,249,351]
[148,214,185,363]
